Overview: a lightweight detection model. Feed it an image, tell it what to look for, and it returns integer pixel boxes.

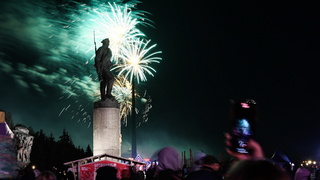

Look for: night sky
[1,0,320,162]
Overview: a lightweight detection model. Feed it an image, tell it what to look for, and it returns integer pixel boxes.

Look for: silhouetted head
[225,159,290,180]
[36,171,56,180]
[200,155,221,171]
[157,146,181,171]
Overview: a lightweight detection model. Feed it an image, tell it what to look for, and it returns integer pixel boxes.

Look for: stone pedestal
[93,99,121,156]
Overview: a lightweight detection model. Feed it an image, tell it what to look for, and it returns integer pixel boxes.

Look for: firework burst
[0,0,161,126]
[112,75,134,125]
[63,1,152,64]
[112,39,162,84]
[51,0,159,123]
[91,3,147,64]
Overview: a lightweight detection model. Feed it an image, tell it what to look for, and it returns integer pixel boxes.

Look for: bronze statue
[94,38,115,101]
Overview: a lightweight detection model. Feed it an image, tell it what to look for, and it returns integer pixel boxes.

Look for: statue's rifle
[93,30,103,81]
[93,30,97,53]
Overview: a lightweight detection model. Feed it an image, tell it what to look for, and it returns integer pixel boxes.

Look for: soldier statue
[94,38,115,101]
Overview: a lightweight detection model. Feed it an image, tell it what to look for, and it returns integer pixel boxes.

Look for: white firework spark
[113,39,162,84]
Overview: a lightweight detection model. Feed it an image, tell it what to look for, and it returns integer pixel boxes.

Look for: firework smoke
[0,0,161,125]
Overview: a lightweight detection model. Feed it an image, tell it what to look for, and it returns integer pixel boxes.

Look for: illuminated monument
[93,38,121,156]
[93,99,120,156]
[89,3,162,158]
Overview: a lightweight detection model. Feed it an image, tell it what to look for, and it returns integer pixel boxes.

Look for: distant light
[32,165,36,169]
[241,103,250,108]
[141,98,147,103]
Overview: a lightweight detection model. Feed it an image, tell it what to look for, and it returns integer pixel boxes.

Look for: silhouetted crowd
[13,125,320,180]
[15,165,74,180]
[8,130,320,180]
[92,139,320,180]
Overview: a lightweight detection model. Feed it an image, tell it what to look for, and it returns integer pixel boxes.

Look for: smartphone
[229,99,258,153]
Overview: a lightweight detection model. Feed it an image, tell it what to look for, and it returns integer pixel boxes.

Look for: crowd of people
[12,132,319,180]
[15,165,74,180]
[92,133,319,180]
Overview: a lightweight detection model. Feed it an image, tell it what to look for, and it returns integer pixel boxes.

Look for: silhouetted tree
[85,145,93,157]
[29,128,90,172]
[56,128,78,169]
[30,129,50,170]
[47,133,57,169]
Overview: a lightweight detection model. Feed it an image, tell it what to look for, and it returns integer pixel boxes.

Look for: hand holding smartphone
[229,99,258,154]
[225,132,264,160]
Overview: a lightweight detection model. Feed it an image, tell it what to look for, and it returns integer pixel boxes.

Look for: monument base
[93,98,121,157]
[94,98,120,109]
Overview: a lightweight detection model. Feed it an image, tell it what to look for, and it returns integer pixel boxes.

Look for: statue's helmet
[101,38,110,44]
